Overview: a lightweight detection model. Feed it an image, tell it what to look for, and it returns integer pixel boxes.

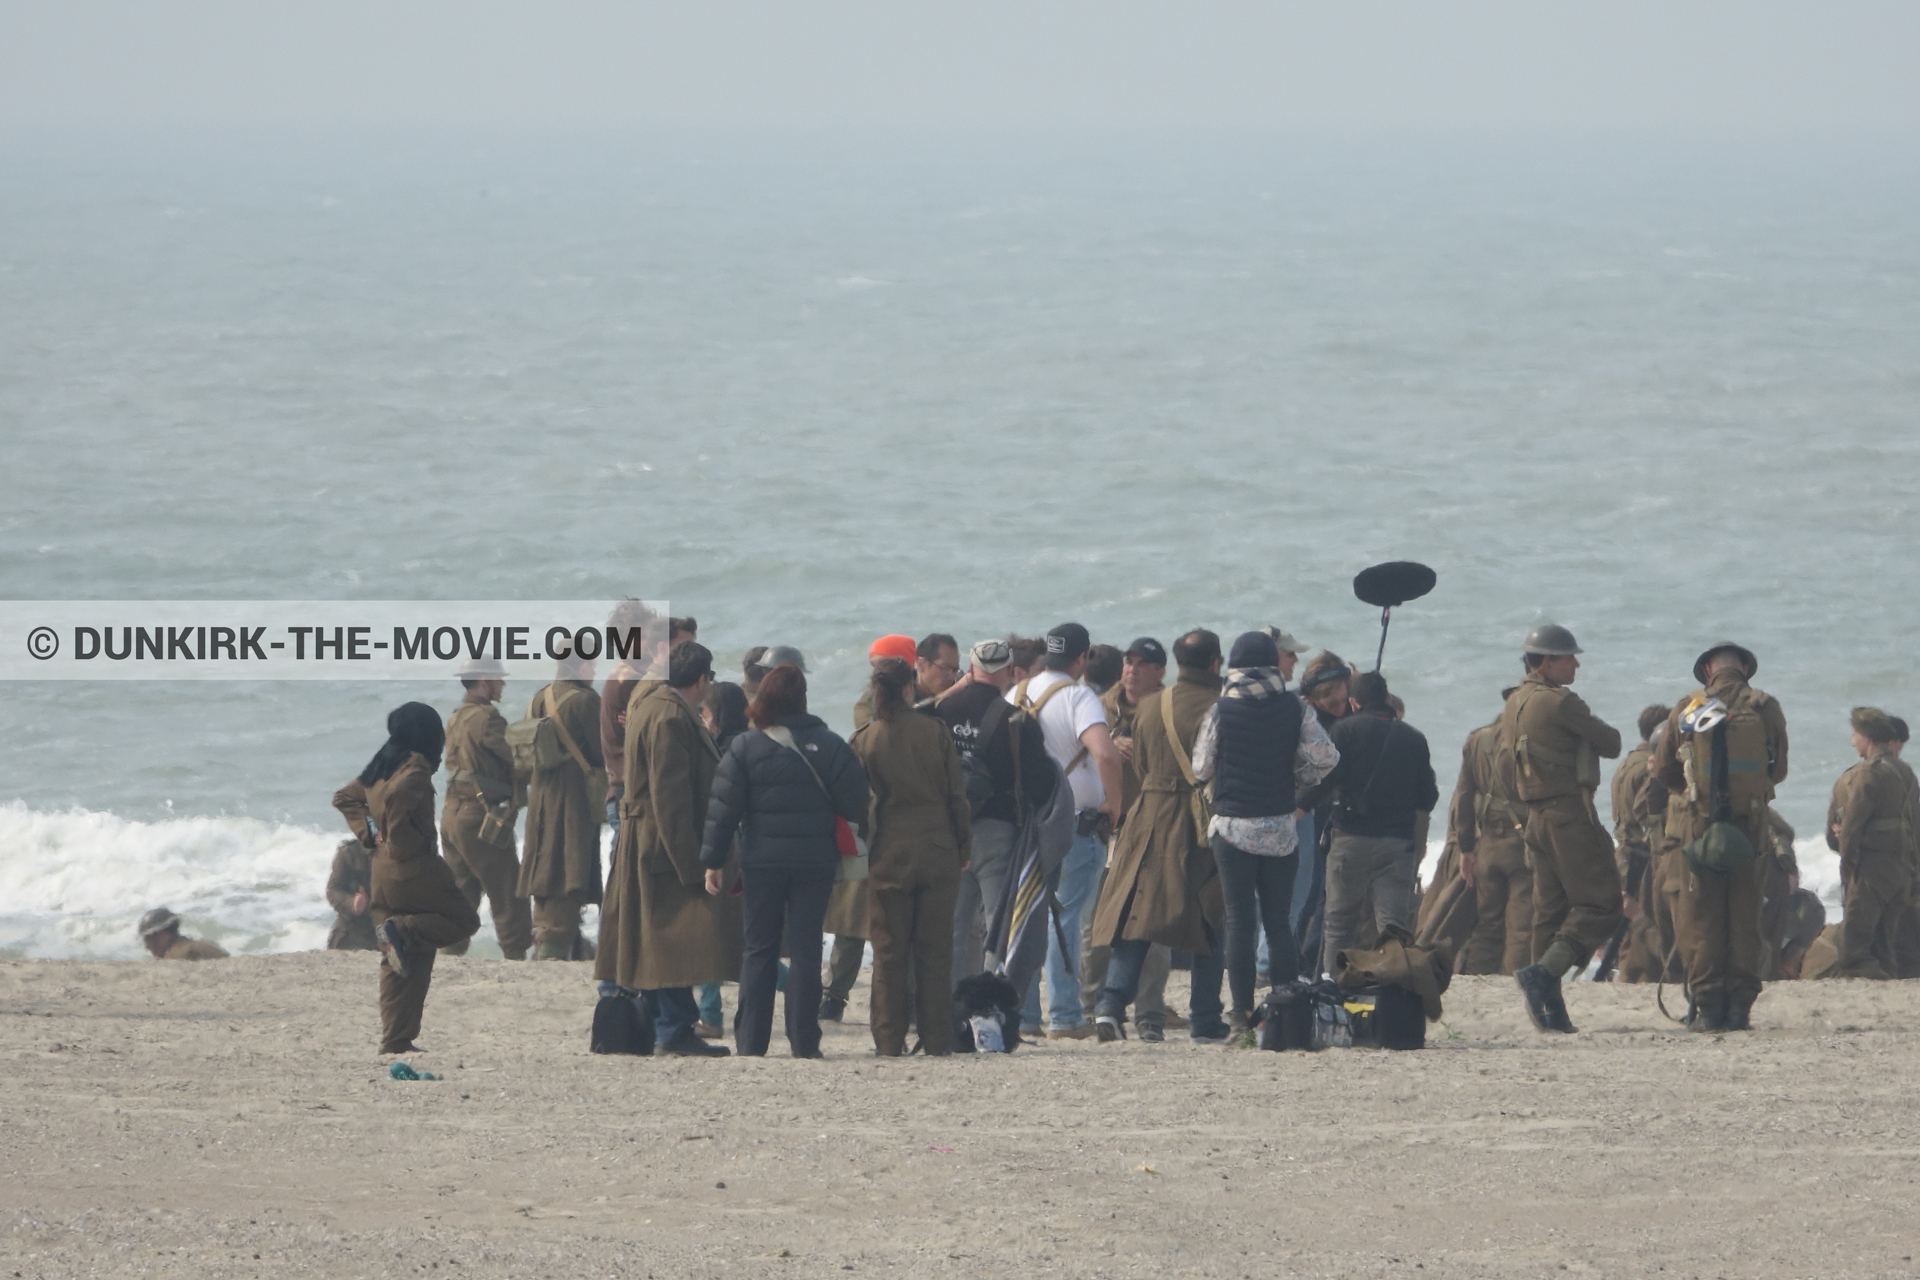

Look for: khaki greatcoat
[594,681,741,992]
[1090,667,1224,954]
[517,680,606,903]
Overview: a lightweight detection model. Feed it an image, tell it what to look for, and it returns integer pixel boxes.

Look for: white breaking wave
[0,800,1849,962]
[0,801,343,959]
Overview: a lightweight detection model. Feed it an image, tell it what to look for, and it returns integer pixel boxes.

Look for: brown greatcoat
[334,755,482,935]
[325,839,378,950]
[600,667,645,805]
[594,681,741,991]
[517,679,606,903]
[1090,666,1223,954]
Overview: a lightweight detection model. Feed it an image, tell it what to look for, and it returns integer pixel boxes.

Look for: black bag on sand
[1256,982,1316,1051]
[591,993,655,1056]
[1346,985,1426,1050]
[952,972,1024,1053]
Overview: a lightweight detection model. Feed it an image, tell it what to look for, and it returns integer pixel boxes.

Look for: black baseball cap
[1045,622,1091,660]
[1124,637,1167,666]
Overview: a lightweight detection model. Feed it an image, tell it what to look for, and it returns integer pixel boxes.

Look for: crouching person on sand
[700,665,869,1058]
[138,908,228,960]
[334,702,481,1054]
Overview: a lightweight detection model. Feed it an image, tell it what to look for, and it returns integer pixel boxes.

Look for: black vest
[1210,690,1303,818]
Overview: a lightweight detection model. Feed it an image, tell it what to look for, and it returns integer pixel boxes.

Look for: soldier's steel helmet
[1692,641,1757,685]
[137,907,181,939]
[1521,624,1583,656]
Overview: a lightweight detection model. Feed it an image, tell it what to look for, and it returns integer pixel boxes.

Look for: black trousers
[1211,834,1299,1012]
[737,863,836,1057]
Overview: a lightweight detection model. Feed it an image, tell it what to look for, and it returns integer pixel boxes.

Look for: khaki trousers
[1675,822,1767,1009]
[869,867,960,1057]
[375,908,474,1053]
[1834,851,1913,980]
[1523,794,1622,967]
[440,804,533,959]
[1458,833,1533,976]
[533,894,585,960]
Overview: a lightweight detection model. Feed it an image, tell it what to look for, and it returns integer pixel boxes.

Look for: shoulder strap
[1018,677,1089,776]
[1159,687,1198,788]
[538,684,594,777]
[1352,716,1403,815]
[764,725,831,797]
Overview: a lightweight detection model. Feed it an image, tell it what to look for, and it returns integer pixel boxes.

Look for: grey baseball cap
[1262,626,1310,655]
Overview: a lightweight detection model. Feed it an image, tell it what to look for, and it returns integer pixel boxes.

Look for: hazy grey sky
[3,1,1917,134]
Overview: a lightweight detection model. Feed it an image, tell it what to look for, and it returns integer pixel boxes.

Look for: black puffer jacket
[699,713,870,873]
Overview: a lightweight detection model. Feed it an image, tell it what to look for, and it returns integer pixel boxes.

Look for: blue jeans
[606,797,621,843]
[1021,829,1104,1031]
[1097,937,1226,1038]
[647,986,701,1045]
[697,982,723,1028]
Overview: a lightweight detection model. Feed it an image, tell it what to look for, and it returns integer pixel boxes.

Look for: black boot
[1725,995,1753,1031]
[1515,965,1556,1033]
[1543,974,1577,1035]
[655,1029,731,1058]
[1689,992,1729,1033]
[818,993,847,1023]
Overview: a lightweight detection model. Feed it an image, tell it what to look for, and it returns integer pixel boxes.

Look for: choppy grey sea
[2,131,1915,956]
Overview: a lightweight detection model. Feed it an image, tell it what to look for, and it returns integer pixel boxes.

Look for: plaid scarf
[1222,667,1288,700]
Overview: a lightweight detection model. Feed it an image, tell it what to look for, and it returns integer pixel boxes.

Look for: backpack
[1255,982,1316,1051]
[506,684,592,785]
[951,972,1023,1053]
[959,696,1031,819]
[590,991,655,1056]
[1683,685,1775,820]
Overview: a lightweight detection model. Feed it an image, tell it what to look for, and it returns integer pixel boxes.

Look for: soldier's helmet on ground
[137,907,180,939]
[1522,624,1582,656]
[1692,641,1758,684]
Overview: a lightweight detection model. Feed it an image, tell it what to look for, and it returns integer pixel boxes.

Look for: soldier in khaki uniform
[441,657,533,959]
[1651,641,1788,1030]
[1822,706,1913,980]
[852,658,972,1056]
[518,657,605,960]
[1449,692,1531,975]
[325,838,377,950]
[1602,705,1670,981]
[1080,638,1177,1037]
[138,908,228,960]
[1501,624,1622,1034]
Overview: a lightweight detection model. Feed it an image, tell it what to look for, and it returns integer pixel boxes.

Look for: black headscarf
[358,701,446,786]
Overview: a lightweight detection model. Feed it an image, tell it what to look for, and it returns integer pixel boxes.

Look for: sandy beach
[3,954,1917,1278]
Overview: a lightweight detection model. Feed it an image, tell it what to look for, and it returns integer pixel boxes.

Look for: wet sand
[3,953,1916,1278]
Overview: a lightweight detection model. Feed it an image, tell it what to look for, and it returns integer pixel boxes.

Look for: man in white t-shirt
[1007,621,1122,1037]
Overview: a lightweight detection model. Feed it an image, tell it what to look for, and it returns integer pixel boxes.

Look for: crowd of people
[140,606,1920,1059]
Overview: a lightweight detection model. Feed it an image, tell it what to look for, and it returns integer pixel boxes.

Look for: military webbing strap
[535,683,595,777]
[1157,687,1209,845]
[1015,677,1090,776]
